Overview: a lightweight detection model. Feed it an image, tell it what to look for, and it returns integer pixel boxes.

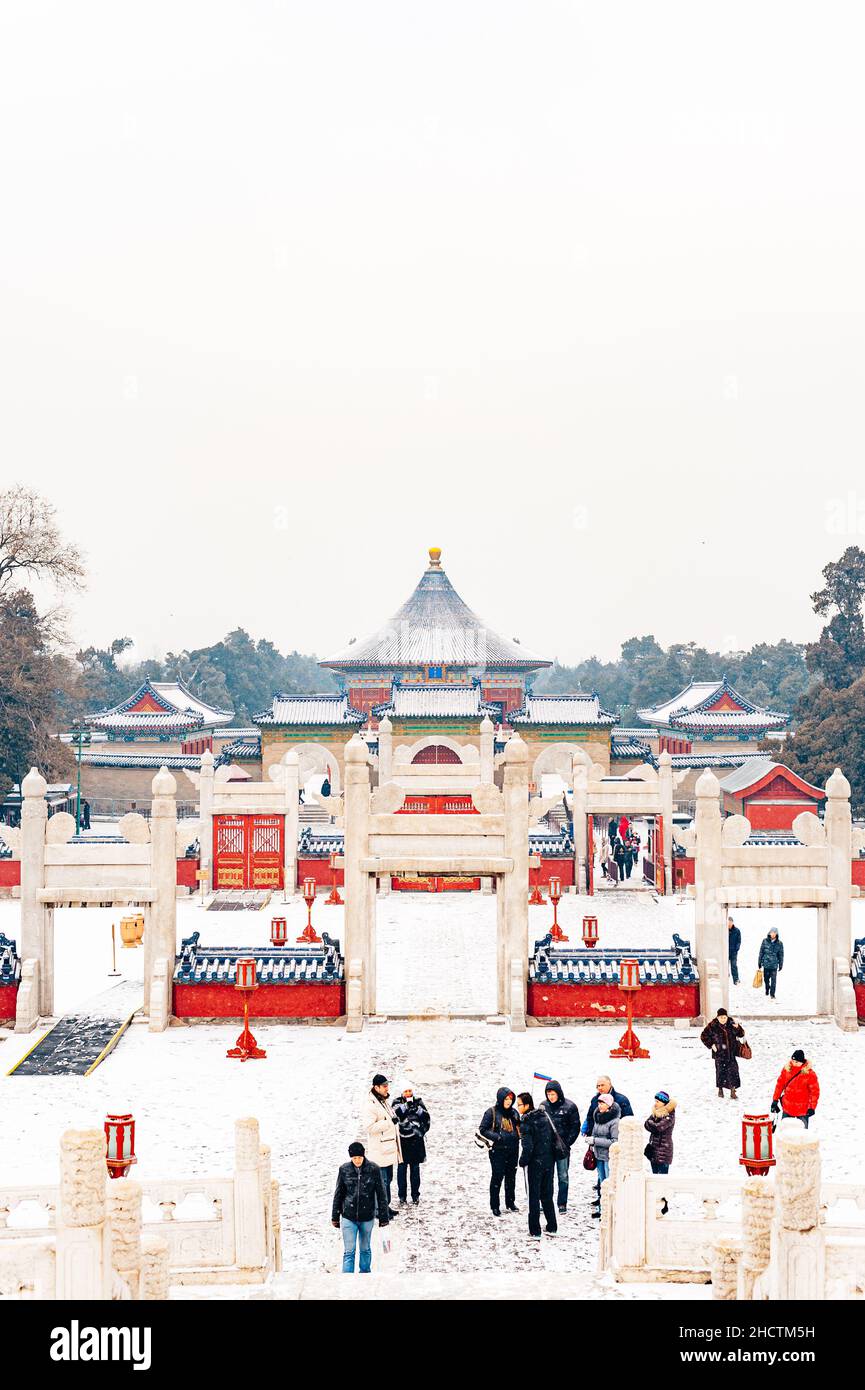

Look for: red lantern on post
[582,914,599,948]
[610,957,650,1061]
[227,956,267,1061]
[105,1113,137,1179]
[528,853,546,906]
[740,1114,776,1177]
[548,875,568,942]
[297,876,322,944]
[325,852,344,906]
[270,916,287,946]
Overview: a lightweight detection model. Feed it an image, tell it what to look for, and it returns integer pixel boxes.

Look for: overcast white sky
[1,2,863,668]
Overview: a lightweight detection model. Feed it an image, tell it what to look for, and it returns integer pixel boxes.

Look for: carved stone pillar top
[59,1129,108,1229]
[615,1117,645,1175]
[235,1116,261,1171]
[776,1126,821,1232]
[106,1178,143,1273]
[741,1176,774,1270]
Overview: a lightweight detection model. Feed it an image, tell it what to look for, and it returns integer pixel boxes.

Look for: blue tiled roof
[528,829,574,858]
[298,828,345,857]
[0,933,20,987]
[173,931,344,984]
[529,933,698,985]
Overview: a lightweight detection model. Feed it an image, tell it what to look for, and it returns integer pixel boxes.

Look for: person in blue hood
[478,1087,521,1217]
[541,1080,581,1214]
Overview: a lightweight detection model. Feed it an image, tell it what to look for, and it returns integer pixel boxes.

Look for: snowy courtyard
[1,888,863,1292]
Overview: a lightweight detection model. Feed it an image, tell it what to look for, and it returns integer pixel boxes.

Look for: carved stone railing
[0,1117,278,1295]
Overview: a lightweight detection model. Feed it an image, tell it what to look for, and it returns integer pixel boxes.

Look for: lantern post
[582,914,599,949]
[610,957,650,1061]
[740,1114,776,1177]
[528,854,545,906]
[297,877,322,944]
[548,875,568,942]
[104,1113,137,1179]
[226,957,267,1061]
[270,915,287,947]
[325,852,344,906]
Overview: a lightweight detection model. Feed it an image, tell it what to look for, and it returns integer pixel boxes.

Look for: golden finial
[428,546,442,569]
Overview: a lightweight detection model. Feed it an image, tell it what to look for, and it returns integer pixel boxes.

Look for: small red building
[719,757,825,832]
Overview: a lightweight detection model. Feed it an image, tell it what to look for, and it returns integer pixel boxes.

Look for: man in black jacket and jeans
[542,1080,581,1214]
[478,1087,521,1216]
[517,1092,558,1239]
[331,1142,389,1273]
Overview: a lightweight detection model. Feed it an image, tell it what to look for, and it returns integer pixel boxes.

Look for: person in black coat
[478,1086,521,1216]
[758,929,784,999]
[700,1008,745,1097]
[580,1076,633,1213]
[727,917,741,985]
[542,1080,581,1214]
[331,1142,389,1274]
[392,1086,431,1206]
[516,1092,558,1238]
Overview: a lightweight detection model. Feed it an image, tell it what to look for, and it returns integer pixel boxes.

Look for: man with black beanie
[331,1142,389,1274]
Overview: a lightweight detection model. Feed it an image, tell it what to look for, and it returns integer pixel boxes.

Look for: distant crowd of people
[599,815,642,883]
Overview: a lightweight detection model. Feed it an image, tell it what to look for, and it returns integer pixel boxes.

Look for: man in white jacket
[361,1073,403,1217]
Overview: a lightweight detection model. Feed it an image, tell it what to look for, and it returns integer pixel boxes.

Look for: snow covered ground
[1,888,863,1290]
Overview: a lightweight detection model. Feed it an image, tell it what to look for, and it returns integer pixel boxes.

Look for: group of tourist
[727,916,785,998]
[599,815,642,882]
[330,1072,677,1269]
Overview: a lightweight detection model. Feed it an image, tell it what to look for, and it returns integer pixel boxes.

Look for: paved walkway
[8,980,142,1076]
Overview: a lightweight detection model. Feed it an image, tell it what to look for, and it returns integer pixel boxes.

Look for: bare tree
[0,485,86,594]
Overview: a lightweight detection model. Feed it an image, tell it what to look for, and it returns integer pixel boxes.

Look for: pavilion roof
[718,757,825,800]
[372,680,500,721]
[87,678,234,732]
[511,693,617,727]
[255,693,365,727]
[637,677,787,731]
[320,547,550,673]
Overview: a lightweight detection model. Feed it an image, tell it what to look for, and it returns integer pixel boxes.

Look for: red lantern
[548,875,568,942]
[298,876,322,943]
[582,914,599,948]
[740,1114,776,1177]
[528,854,546,906]
[610,957,650,1061]
[227,956,266,1061]
[325,852,344,906]
[270,916,287,946]
[105,1113,137,1179]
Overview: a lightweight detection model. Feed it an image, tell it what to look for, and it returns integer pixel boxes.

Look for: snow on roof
[373,681,499,720]
[669,752,770,770]
[637,677,787,730]
[87,678,233,729]
[511,694,617,726]
[718,758,825,799]
[321,547,550,672]
[255,694,365,726]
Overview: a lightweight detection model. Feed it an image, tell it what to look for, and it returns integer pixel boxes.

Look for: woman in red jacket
[771,1049,820,1129]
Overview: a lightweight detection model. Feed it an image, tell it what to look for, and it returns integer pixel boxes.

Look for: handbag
[752,968,764,989]
[737,1038,752,1061]
[583,1145,597,1172]
[643,1142,653,1160]
[474,1104,500,1150]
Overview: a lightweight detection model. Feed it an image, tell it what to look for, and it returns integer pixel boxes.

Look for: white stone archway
[394,734,471,766]
[571,752,675,894]
[343,733,532,1029]
[290,742,342,797]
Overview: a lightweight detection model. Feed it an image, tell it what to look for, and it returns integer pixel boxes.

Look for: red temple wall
[527,981,700,1019]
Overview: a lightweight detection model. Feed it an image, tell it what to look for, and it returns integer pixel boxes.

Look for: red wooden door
[249,814,284,889]
[213,814,284,889]
[213,815,246,889]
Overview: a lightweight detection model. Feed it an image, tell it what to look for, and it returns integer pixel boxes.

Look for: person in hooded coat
[588,1093,620,1186]
[771,1049,820,1128]
[700,1008,744,1098]
[392,1086,431,1205]
[644,1091,676,1173]
[758,929,784,999]
[516,1092,558,1238]
[478,1087,521,1216]
[541,1080,581,1214]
